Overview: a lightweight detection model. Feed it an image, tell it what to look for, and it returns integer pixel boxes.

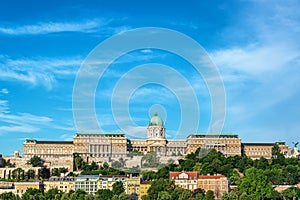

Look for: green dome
[149,113,164,126]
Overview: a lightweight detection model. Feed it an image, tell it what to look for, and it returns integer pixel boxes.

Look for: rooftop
[149,113,164,126]
[170,172,227,179]
[242,143,275,146]
[76,132,125,136]
[25,139,73,144]
[187,133,239,138]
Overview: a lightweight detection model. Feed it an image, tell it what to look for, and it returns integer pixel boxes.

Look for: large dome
[149,113,164,126]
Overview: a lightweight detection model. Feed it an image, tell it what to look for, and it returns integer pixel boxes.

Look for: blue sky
[1,0,300,155]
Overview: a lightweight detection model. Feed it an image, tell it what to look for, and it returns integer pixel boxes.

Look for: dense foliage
[1,144,300,199]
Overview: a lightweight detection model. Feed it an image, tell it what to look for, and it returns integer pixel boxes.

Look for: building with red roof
[170,171,229,199]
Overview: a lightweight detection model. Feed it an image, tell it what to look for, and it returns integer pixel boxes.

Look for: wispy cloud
[0,55,82,89]
[0,112,52,134]
[211,43,300,76]
[0,18,130,36]
[59,133,74,141]
[210,1,300,141]
[0,98,74,135]
[0,20,100,35]
[0,88,8,94]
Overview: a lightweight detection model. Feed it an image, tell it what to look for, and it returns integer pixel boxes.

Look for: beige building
[74,133,127,160]
[186,133,242,156]
[170,172,229,200]
[125,175,141,196]
[242,142,290,159]
[44,176,75,193]
[139,181,151,199]
[97,175,147,199]
[97,175,128,191]
[23,140,74,169]
[21,114,297,166]
[14,182,43,196]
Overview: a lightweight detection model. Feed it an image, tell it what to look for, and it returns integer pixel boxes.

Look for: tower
[147,113,165,139]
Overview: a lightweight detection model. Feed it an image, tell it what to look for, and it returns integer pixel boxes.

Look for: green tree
[45,188,62,200]
[26,169,35,180]
[95,189,113,200]
[147,178,175,199]
[74,156,84,171]
[192,188,205,197]
[195,193,204,200]
[178,189,191,200]
[204,190,215,200]
[271,190,282,200]
[284,165,299,185]
[221,191,239,200]
[0,192,19,200]
[238,168,273,199]
[38,167,50,179]
[11,168,24,181]
[112,181,125,196]
[118,193,129,200]
[85,194,94,200]
[103,162,109,169]
[253,157,269,170]
[141,171,156,180]
[239,193,258,200]
[264,168,284,185]
[69,189,87,200]
[142,151,159,168]
[282,187,300,200]
[29,156,44,167]
[271,144,285,165]
[171,187,191,200]
[112,160,123,168]
[158,191,172,200]
[193,162,202,172]
[0,157,6,168]
[22,188,44,200]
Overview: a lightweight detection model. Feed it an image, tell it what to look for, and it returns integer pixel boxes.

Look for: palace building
[22,113,295,168]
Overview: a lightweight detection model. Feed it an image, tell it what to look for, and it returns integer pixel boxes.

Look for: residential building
[197,174,229,199]
[14,182,43,196]
[44,176,75,193]
[0,182,15,195]
[97,175,128,191]
[97,175,145,198]
[75,175,99,195]
[170,172,229,200]
[139,181,151,199]
[125,175,141,196]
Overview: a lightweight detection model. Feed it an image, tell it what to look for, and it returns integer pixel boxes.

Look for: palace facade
[22,113,296,168]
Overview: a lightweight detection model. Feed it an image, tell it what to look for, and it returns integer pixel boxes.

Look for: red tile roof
[170,172,226,179]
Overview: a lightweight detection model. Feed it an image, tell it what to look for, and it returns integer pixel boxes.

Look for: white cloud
[211,43,300,76]
[210,1,300,143]
[0,100,9,113]
[0,20,100,35]
[59,134,74,141]
[0,88,8,94]
[0,18,130,36]
[0,100,74,135]
[123,125,147,138]
[0,125,39,133]
[0,55,82,89]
